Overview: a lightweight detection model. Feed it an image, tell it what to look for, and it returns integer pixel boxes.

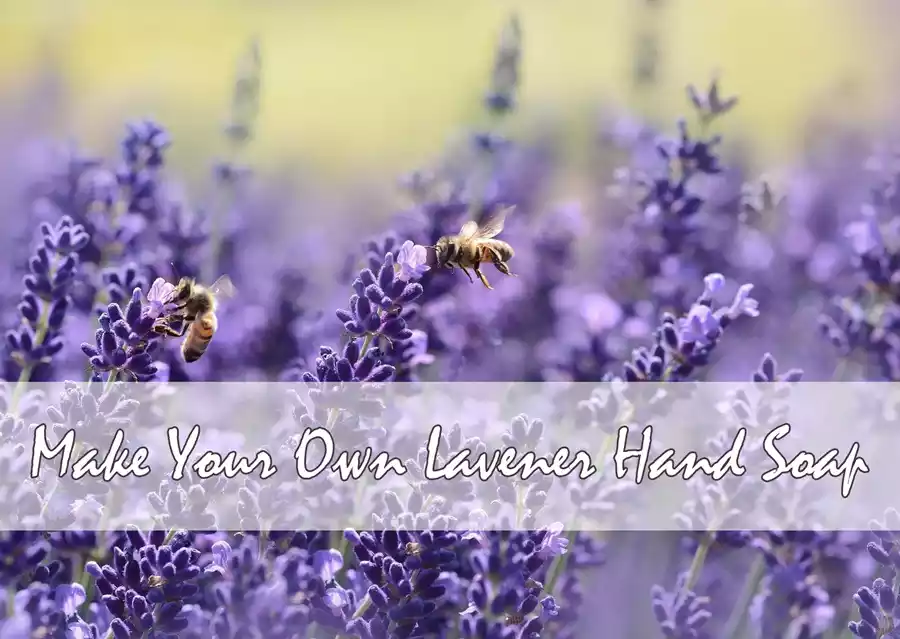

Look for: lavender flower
[651,572,712,639]
[343,527,460,638]
[2,582,99,639]
[5,216,89,388]
[616,273,759,382]
[80,286,163,382]
[337,252,423,344]
[457,527,566,639]
[121,120,170,170]
[483,14,522,115]
[302,343,394,385]
[86,526,201,638]
[116,120,170,219]
[395,241,430,282]
[144,277,179,320]
[203,540,232,576]
[305,249,429,386]
[100,263,149,311]
[686,74,739,124]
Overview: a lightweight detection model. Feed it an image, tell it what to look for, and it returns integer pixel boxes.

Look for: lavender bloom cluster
[0,12,896,639]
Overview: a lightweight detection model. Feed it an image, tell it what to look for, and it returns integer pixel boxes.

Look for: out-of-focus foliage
[0,0,891,177]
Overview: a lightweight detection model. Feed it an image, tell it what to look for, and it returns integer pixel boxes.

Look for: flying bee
[153,275,236,363]
[432,207,516,290]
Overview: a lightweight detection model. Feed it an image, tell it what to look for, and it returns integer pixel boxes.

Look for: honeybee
[432,207,516,289]
[504,613,525,626]
[144,575,167,588]
[153,275,236,363]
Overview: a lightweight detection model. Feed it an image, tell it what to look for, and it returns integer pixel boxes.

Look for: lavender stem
[103,370,119,393]
[680,532,713,598]
[545,431,616,594]
[722,553,766,638]
[9,261,56,413]
[9,303,49,411]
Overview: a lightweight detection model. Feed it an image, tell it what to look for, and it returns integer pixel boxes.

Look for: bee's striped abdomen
[478,245,497,262]
[181,340,209,363]
[195,314,216,339]
[181,313,217,363]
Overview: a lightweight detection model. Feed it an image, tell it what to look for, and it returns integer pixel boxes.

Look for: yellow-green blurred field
[0,0,894,181]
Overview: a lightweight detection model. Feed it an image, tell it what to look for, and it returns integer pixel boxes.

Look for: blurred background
[0,4,897,637]
[0,0,894,186]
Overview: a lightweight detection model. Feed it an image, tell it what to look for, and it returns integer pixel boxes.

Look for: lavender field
[1,1,899,638]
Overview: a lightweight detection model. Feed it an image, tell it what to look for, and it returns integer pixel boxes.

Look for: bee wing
[457,220,479,241]
[474,206,514,239]
[209,275,237,301]
[162,282,181,304]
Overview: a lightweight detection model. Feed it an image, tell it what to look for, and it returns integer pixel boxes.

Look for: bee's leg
[487,248,516,277]
[493,260,516,277]
[474,267,493,290]
[152,320,189,338]
[459,267,475,283]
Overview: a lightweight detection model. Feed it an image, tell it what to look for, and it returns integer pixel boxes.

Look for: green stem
[352,593,372,620]
[334,532,349,567]
[328,329,380,615]
[9,294,53,413]
[544,431,616,596]
[544,531,577,596]
[680,533,713,597]
[257,529,269,561]
[359,332,374,359]
[832,358,850,382]
[103,370,119,393]
[722,553,766,638]
[514,486,523,529]
[335,482,367,571]
[76,554,94,619]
